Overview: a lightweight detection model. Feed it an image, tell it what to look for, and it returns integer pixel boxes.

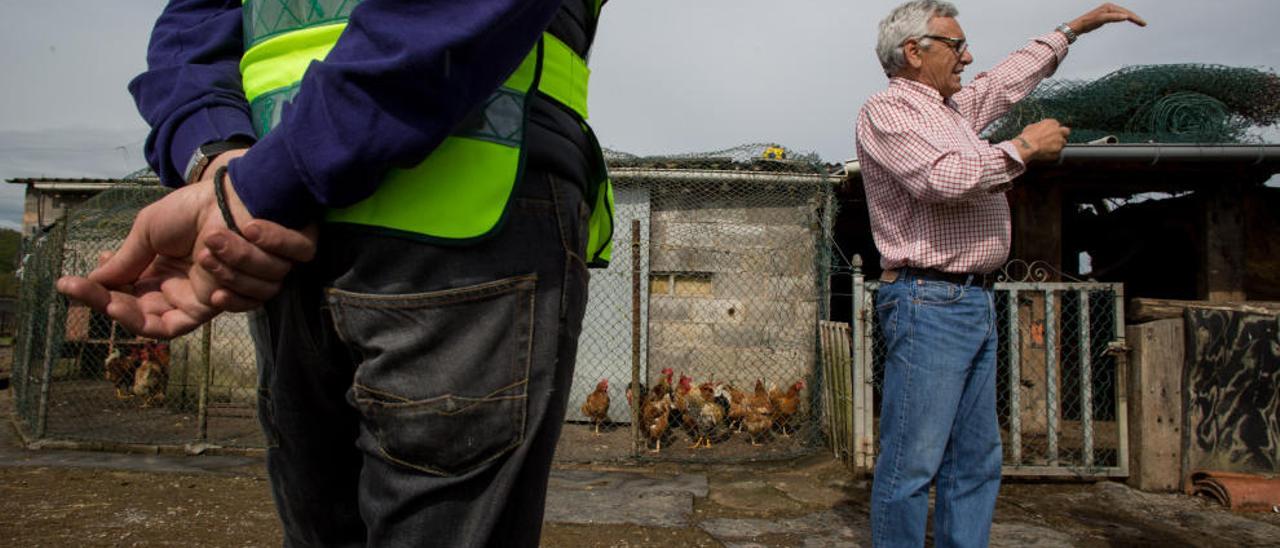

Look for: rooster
[580,379,610,435]
[641,392,672,453]
[103,346,137,400]
[769,379,806,437]
[743,380,775,446]
[131,343,169,408]
[687,383,726,449]
[672,375,694,437]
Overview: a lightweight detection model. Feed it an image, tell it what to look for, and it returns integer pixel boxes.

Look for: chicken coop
[556,145,845,463]
[9,186,264,451]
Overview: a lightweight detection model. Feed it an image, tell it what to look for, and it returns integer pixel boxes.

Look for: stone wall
[645,188,820,387]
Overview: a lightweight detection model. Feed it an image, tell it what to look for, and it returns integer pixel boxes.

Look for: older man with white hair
[855,2,1145,546]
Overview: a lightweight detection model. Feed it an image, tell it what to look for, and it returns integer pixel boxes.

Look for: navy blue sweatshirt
[130,0,561,228]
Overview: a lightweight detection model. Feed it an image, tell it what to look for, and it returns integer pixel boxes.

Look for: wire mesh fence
[556,144,842,463]
[843,264,1128,478]
[12,144,846,464]
[11,186,264,450]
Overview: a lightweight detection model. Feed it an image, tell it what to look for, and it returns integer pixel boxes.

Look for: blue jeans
[870,272,1002,548]
[250,171,590,547]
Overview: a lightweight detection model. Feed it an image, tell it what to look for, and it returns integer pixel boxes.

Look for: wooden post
[1010,181,1064,280]
[1201,182,1246,302]
[1125,319,1184,492]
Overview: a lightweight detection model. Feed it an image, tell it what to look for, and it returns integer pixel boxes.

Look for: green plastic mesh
[984,64,1280,144]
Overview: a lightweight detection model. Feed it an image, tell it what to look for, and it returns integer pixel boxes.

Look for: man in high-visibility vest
[58,1,613,545]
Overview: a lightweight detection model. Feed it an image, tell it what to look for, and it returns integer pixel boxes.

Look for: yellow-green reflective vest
[239,0,614,266]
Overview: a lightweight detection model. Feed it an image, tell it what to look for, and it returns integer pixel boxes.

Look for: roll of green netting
[984,64,1280,144]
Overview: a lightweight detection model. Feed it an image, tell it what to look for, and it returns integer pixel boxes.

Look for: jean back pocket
[327,274,537,476]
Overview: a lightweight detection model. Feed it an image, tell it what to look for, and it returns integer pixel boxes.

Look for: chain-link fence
[11,186,263,451]
[840,262,1129,478]
[557,144,842,463]
[12,144,847,464]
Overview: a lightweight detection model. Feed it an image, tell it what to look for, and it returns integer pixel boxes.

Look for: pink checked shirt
[856,32,1069,274]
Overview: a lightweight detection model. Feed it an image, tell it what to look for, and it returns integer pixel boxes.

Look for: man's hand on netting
[55,179,316,339]
[1013,118,1070,163]
[1067,4,1147,36]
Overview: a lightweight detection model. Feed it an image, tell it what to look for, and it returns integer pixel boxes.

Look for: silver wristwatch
[183,138,252,184]
[1056,23,1078,44]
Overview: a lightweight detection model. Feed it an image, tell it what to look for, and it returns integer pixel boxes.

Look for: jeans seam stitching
[327,275,538,308]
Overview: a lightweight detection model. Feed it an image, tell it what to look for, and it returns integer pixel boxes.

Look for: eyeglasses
[920,34,968,55]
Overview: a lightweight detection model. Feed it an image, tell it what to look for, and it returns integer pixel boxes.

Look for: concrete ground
[3,385,1279,546]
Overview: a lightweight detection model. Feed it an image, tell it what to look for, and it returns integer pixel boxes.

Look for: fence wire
[558,144,841,463]
[13,144,844,465]
[12,186,263,449]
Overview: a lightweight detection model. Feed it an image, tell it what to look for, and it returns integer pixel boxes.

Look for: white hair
[876,0,959,76]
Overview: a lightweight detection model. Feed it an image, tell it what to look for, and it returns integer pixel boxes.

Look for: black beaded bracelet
[213,166,243,236]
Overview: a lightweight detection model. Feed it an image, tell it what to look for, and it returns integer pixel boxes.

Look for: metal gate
[844,261,1129,478]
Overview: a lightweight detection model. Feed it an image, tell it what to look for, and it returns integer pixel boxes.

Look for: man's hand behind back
[56,180,316,339]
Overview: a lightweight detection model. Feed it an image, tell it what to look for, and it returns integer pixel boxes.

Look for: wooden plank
[1128,298,1280,324]
[1201,182,1246,302]
[1009,182,1064,279]
[1125,319,1184,492]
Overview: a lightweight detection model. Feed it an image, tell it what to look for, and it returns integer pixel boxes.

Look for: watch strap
[183,138,253,185]
[1056,23,1078,44]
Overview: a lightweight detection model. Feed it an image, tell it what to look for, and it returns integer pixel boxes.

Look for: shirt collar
[889,77,957,109]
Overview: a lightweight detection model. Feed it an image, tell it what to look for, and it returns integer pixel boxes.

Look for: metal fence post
[1046,289,1059,467]
[1079,289,1094,468]
[34,296,59,440]
[1007,288,1022,465]
[197,322,212,441]
[630,220,641,456]
[850,255,871,474]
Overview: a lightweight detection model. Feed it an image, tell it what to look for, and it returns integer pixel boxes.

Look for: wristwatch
[183,138,253,184]
[1056,23,1078,44]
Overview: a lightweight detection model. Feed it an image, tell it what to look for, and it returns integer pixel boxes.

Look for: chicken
[672,375,694,436]
[580,379,610,435]
[641,392,672,453]
[131,343,169,408]
[722,383,749,432]
[744,380,775,446]
[653,367,674,399]
[769,379,806,437]
[103,346,137,400]
[686,383,726,449]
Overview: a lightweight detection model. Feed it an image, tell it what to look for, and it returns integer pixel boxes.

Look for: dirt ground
[5,347,1280,547]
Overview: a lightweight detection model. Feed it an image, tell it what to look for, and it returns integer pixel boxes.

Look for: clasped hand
[56,171,316,339]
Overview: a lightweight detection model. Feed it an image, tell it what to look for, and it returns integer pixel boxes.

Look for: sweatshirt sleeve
[128,0,256,188]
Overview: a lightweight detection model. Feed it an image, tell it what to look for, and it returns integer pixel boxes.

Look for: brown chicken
[103,346,137,400]
[641,392,672,453]
[131,343,169,408]
[769,380,806,437]
[722,383,749,432]
[744,380,775,445]
[580,379,610,435]
[672,375,694,435]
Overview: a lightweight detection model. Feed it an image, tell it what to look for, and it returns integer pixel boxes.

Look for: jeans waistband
[883,267,995,289]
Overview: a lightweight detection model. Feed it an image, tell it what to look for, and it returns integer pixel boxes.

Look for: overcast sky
[1,0,1278,230]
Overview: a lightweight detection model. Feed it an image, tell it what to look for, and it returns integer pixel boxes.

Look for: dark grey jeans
[250,171,591,547]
